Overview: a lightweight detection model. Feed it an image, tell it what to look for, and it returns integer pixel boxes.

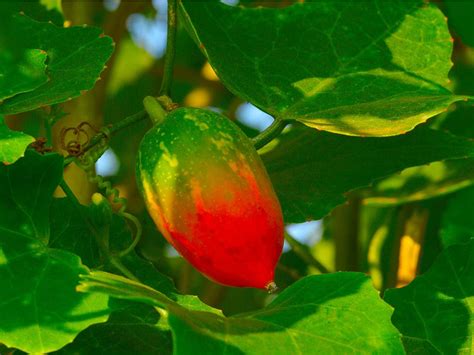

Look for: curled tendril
[74,126,142,258]
[60,122,99,156]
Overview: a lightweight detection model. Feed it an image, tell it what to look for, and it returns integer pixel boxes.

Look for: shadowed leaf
[440,186,474,248]
[262,125,474,222]
[385,239,474,354]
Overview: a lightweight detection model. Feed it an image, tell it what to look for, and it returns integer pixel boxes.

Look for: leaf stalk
[252,118,289,150]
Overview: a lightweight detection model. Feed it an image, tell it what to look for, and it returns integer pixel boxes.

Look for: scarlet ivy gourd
[137,107,284,289]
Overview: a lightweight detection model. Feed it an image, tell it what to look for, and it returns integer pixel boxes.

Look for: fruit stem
[284,232,331,274]
[143,96,167,125]
[159,0,178,97]
[106,109,148,135]
[252,118,289,150]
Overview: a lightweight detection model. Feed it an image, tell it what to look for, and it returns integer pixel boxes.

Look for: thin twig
[59,179,82,207]
[159,0,178,96]
[284,232,331,274]
[276,263,301,280]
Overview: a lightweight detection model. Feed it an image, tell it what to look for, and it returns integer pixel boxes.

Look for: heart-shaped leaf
[0,152,110,353]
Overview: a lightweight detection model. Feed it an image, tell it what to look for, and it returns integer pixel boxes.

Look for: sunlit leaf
[0,117,35,164]
[80,271,404,354]
[181,0,466,136]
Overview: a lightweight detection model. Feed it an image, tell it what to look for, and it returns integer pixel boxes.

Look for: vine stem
[64,110,148,165]
[59,179,139,282]
[118,212,143,258]
[65,109,288,166]
[159,0,178,96]
[284,232,331,274]
[252,118,289,150]
[59,178,82,207]
[85,110,148,153]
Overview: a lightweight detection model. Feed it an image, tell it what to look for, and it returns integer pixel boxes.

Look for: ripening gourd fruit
[137,107,284,289]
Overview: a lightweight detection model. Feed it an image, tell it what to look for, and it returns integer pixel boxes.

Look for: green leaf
[49,195,220,352]
[0,152,110,353]
[49,198,175,353]
[180,0,465,136]
[80,271,404,354]
[0,5,49,102]
[262,125,474,222]
[385,239,474,354]
[54,301,173,355]
[363,159,474,206]
[50,197,120,268]
[11,0,64,25]
[170,273,403,354]
[440,186,474,248]
[0,7,113,115]
[0,47,48,103]
[0,117,35,164]
[50,196,218,313]
[0,151,63,242]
